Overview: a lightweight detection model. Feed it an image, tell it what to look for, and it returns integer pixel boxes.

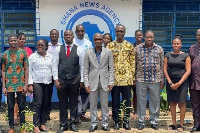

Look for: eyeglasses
[116,30,125,33]
[94,38,103,41]
[37,44,45,47]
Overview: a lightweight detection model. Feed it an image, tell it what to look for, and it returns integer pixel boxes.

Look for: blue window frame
[0,0,36,52]
[143,0,200,53]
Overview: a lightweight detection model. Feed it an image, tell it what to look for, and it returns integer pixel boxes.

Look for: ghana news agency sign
[60,1,122,43]
[38,0,140,44]
[37,0,140,102]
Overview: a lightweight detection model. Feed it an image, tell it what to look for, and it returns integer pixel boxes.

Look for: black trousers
[32,83,52,127]
[111,86,131,123]
[7,91,26,129]
[46,79,54,117]
[190,89,200,127]
[57,76,80,127]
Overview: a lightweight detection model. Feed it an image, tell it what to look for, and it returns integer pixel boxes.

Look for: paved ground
[0,109,195,133]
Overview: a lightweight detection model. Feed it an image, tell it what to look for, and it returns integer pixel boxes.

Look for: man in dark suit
[53,30,84,133]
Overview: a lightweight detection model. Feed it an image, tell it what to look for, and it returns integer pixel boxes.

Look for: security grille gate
[143,0,200,53]
[0,0,36,52]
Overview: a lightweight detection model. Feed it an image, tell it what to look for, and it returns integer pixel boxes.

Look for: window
[143,0,200,52]
[0,0,36,52]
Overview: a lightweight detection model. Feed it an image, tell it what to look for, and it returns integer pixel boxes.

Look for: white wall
[38,0,141,42]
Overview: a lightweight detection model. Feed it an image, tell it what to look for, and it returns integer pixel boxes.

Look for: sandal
[80,115,90,121]
[14,118,19,125]
[145,115,149,120]
[177,124,184,132]
[109,109,112,117]
[131,114,138,120]
[168,125,177,130]
[98,115,102,121]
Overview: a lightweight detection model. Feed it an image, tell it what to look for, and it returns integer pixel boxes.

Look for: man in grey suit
[84,33,114,132]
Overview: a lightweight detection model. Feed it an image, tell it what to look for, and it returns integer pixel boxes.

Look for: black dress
[165,52,189,103]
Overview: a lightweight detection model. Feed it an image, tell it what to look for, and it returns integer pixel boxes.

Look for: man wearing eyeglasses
[53,30,84,133]
[84,33,114,132]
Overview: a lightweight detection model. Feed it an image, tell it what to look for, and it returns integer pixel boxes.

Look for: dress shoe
[39,128,48,132]
[102,125,110,131]
[114,123,120,130]
[70,124,79,132]
[89,125,98,132]
[57,126,68,133]
[137,124,145,130]
[123,122,131,130]
[190,126,200,132]
[8,129,14,133]
[39,125,49,132]
[151,124,159,130]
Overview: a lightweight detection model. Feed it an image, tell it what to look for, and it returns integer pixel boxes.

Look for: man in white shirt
[46,29,62,120]
[73,24,93,122]
[54,30,84,133]
[47,29,62,56]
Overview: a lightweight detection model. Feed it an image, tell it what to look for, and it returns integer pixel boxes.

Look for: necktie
[66,45,70,57]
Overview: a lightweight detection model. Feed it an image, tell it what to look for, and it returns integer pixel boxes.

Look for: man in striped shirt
[135,30,164,130]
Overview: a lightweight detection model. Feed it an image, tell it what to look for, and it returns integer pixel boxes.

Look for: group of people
[1,24,200,133]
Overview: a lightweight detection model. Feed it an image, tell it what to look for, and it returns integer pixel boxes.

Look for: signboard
[38,0,141,102]
[38,0,141,44]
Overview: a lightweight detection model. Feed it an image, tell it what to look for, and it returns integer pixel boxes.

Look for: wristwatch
[169,82,173,86]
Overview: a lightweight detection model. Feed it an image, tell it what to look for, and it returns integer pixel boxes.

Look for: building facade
[0,0,199,102]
